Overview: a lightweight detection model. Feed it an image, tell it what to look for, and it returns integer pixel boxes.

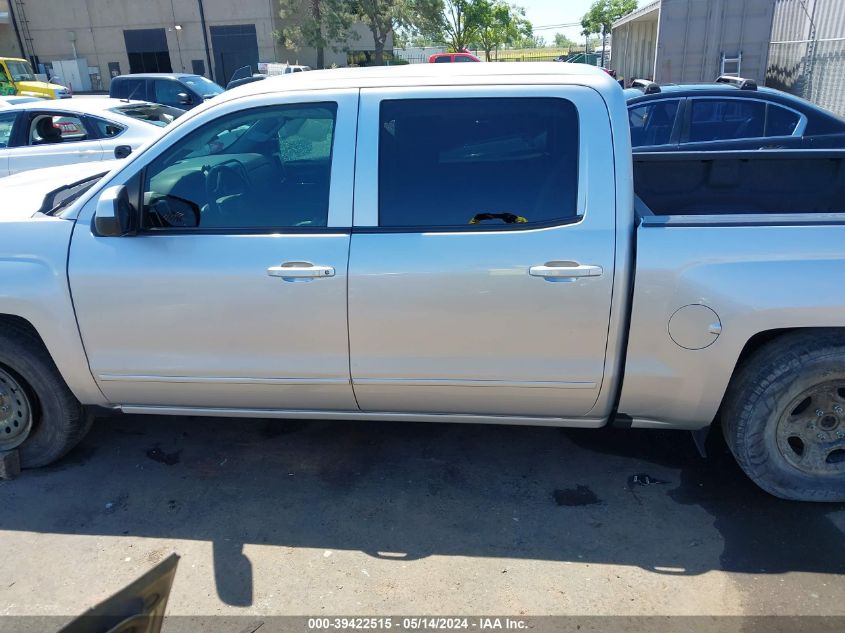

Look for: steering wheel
[203,162,249,220]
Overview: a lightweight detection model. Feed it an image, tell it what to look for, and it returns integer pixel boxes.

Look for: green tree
[276,0,354,69]
[354,0,443,64]
[554,32,575,49]
[437,0,482,51]
[517,34,545,49]
[474,2,531,61]
[581,0,636,66]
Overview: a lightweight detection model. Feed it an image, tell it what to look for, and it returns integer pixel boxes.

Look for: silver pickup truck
[1,64,843,501]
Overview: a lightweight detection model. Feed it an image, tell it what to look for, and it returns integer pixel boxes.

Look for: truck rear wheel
[0,327,90,468]
[722,331,845,502]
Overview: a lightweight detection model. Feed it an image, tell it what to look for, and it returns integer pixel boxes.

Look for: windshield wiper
[39,173,108,216]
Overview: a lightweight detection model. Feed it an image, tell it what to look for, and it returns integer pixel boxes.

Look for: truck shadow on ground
[1,414,843,607]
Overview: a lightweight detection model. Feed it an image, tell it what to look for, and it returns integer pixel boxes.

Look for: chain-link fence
[766,0,845,117]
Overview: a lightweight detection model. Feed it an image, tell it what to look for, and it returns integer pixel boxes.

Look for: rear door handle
[267,262,335,280]
[529,263,603,280]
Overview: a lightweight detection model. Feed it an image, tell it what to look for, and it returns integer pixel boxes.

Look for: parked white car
[0,159,118,218]
[0,98,183,177]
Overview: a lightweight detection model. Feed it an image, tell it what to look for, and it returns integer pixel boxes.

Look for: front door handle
[529,262,603,280]
[267,262,335,280]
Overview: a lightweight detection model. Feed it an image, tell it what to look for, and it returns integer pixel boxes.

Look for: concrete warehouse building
[0,0,388,91]
[611,0,845,117]
[610,0,777,85]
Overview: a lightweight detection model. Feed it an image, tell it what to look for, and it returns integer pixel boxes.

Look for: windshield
[181,75,223,98]
[110,103,184,127]
[6,60,37,82]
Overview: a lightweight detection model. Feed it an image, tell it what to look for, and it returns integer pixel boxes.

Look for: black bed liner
[634,150,845,217]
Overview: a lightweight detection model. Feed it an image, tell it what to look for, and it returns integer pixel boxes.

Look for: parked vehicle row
[0,56,70,99]
[0,98,182,177]
[0,64,843,502]
[109,73,224,110]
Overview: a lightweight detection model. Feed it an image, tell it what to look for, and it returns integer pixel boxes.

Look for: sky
[519,0,611,43]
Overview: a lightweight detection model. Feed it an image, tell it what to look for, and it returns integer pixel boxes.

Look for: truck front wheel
[723,331,845,502]
[0,328,89,468]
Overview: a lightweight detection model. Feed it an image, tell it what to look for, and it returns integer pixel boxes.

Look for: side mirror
[95,185,135,237]
[177,92,193,105]
[114,145,132,159]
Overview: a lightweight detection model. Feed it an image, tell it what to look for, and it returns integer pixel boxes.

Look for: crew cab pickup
[1,64,843,501]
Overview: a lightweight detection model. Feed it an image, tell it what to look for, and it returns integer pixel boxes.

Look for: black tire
[0,325,90,468]
[722,330,845,502]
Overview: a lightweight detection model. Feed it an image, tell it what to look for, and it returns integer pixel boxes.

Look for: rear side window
[688,99,765,142]
[90,117,126,138]
[113,78,146,100]
[378,98,579,228]
[628,100,680,147]
[766,104,801,137]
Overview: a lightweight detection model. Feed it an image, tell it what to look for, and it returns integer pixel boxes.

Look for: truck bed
[634,150,845,217]
[620,150,845,430]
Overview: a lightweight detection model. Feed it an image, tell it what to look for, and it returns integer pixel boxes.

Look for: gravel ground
[0,413,843,626]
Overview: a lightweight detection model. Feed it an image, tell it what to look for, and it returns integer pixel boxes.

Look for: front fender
[0,215,106,405]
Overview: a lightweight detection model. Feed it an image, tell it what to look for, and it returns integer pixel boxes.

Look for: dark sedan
[625,75,845,151]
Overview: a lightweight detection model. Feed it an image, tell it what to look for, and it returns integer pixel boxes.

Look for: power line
[532,22,583,31]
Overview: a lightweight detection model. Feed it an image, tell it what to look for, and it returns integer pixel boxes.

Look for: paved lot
[1,414,843,622]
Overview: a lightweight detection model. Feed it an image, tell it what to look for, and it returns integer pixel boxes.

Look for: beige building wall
[8,0,311,89]
[0,0,24,58]
[5,0,394,90]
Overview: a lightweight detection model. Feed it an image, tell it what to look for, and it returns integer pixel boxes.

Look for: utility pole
[7,0,28,61]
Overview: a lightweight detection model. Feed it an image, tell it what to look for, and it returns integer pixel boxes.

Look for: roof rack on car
[715,75,757,90]
[630,78,661,94]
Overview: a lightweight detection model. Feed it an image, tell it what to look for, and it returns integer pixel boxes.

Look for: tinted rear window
[378,98,579,228]
[112,78,146,100]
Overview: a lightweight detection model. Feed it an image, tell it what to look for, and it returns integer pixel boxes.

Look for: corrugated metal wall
[611,10,659,81]
[655,0,776,84]
[767,0,845,116]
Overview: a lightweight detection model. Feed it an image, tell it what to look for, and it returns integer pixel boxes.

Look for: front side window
[0,112,16,147]
[378,97,579,228]
[153,80,187,106]
[688,99,765,142]
[6,60,36,82]
[433,56,451,63]
[628,100,680,147]
[142,103,336,230]
[29,114,88,144]
[0,66,14,96]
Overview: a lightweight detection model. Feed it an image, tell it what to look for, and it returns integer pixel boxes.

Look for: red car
[428,52,481,63]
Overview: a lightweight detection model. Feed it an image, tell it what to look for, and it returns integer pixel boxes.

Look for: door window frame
[353,85,604,233]
[73,89,360,231]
